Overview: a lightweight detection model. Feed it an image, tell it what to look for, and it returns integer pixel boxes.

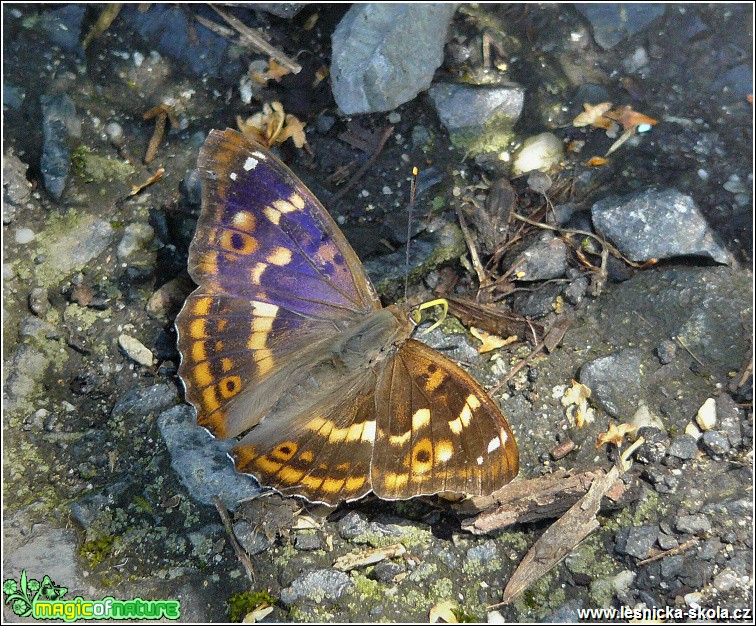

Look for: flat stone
[615,525,659,559]
[232,520,273,556]
[675,514,712,535]
[579,348,643,418]
[157,405,262,511]
[331,4,457,114]
[513,233,569,281]
[666,434,698,460]
[337,511,369,540]
[591,188,729,264]
[701,430,730,458]
[279,569,352,606]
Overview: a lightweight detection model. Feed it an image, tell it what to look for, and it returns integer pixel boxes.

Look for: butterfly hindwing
[371,339,519,500]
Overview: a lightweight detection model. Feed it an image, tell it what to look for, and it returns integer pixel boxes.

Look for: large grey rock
[331,4,458,114]
[576,3,667,49]
[579,348,643,418]
[591,188,729,264]
[280,569,352,606]
[157,405,262,510]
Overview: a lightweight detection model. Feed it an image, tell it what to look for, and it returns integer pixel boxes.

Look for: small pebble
[105,121,125,147]
[118,334,154,367]
[695,397,717,430]
[15,227,35,244]
[701,430,730,457]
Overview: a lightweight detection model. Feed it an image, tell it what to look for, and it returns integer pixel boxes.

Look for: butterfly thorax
[331,304,414,372]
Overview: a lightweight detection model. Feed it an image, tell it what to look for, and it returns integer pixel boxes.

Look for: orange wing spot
[278,466,305,484]
[216,318,228,333]
[322,477,345,494]
[384,472,409,490]
[425,367,446,393]
[193,362,213,387]
[301,475,324,491]
[220,230,259,255]
[271,442,298,462]
[247,332,268,350]
[345,475,367,493]
[255,455,283,475]
[233,445,258,469]
[193,297,213,316]
[201,386,221,413]
[218,375,241,399]
[411,438,433,475]
[189,318,207,339]
[336,462,351,472]
[198,411,228,438]
[299,450,315,462]
[231,210,256,231]
[215,340,224,353]
[191,341,207,362]
[268,246,292,266]
[220,357,234,373]
[199,251,218,275]
[255,348,274,376]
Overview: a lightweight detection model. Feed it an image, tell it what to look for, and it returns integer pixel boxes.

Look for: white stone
[696,397,717,430]
[512,132,564,175]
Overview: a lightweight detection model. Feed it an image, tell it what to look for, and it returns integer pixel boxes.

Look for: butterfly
[175,128,518,506]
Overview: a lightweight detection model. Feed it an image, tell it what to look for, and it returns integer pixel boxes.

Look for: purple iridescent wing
[176,129,380,439]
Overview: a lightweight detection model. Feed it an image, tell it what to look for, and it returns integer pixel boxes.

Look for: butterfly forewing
[372,339,519,500]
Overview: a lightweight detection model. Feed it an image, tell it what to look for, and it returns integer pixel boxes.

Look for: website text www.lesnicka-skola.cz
[576,605,752,622]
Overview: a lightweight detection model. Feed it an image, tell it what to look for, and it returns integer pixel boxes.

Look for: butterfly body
[176,129,518,506]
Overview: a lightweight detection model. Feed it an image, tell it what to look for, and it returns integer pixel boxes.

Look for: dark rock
[331,4,457,114]
[715,395,743,448]
[605,254,635,283]
[3,84,25,111]
[120,5,235,78]
[679,559,715,589]
[511,283,563,318]
[513,233,568,281]
[635,427,670,464]
[157,405,262,510]
[655,339,677,365]
[181,169,202,206]
[657,532,678,551]
[576,3,667,49]
[279,569,352,606]
[591,188,729,264]
[666,434,698,460]
[337,511,369,540]
[40,94,80,200]
[37,4,86,51]
[70,478,133,528]
[615,525,659,559]
[701,430,730,458]
[252,3,307,18]
[698,538,723,561]
[370,559,406,583]
[232,520,273,556]
[579,348,643,418]
[544,598,584,622]
[563,276,589,306]
[429,81,525,152]
[28,288,51,317]
[293,532,326,552]
[675,514,711,535]
[570,84,611,115]
[660,555,684,580]
[112,384,178,419]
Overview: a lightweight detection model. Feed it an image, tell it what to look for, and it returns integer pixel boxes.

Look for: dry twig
[213,496,255,582]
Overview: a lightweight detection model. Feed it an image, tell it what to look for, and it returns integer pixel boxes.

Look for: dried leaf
[585,156,608,167]
[252,58,291,83]
[596,422,637,449]
[470,327,516,353]
[237,102,307,149]
[605,127,636,156]
[572,102,613,128]
[242,604,274,623]
[430,600,459,624]
[561,380,591,406]
[603,104,658,131]
[332,543,406,572]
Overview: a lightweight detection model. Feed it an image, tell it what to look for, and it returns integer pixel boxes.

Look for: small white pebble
[696,397,717,430]
[15,228,35,244]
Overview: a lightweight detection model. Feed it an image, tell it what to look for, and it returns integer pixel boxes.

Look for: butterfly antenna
[404,166,419,301]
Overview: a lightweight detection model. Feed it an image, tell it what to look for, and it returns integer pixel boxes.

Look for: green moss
[227,590,276,622]
[513,570,564,620]
[80,535,117,568]
[72,145,135,183]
